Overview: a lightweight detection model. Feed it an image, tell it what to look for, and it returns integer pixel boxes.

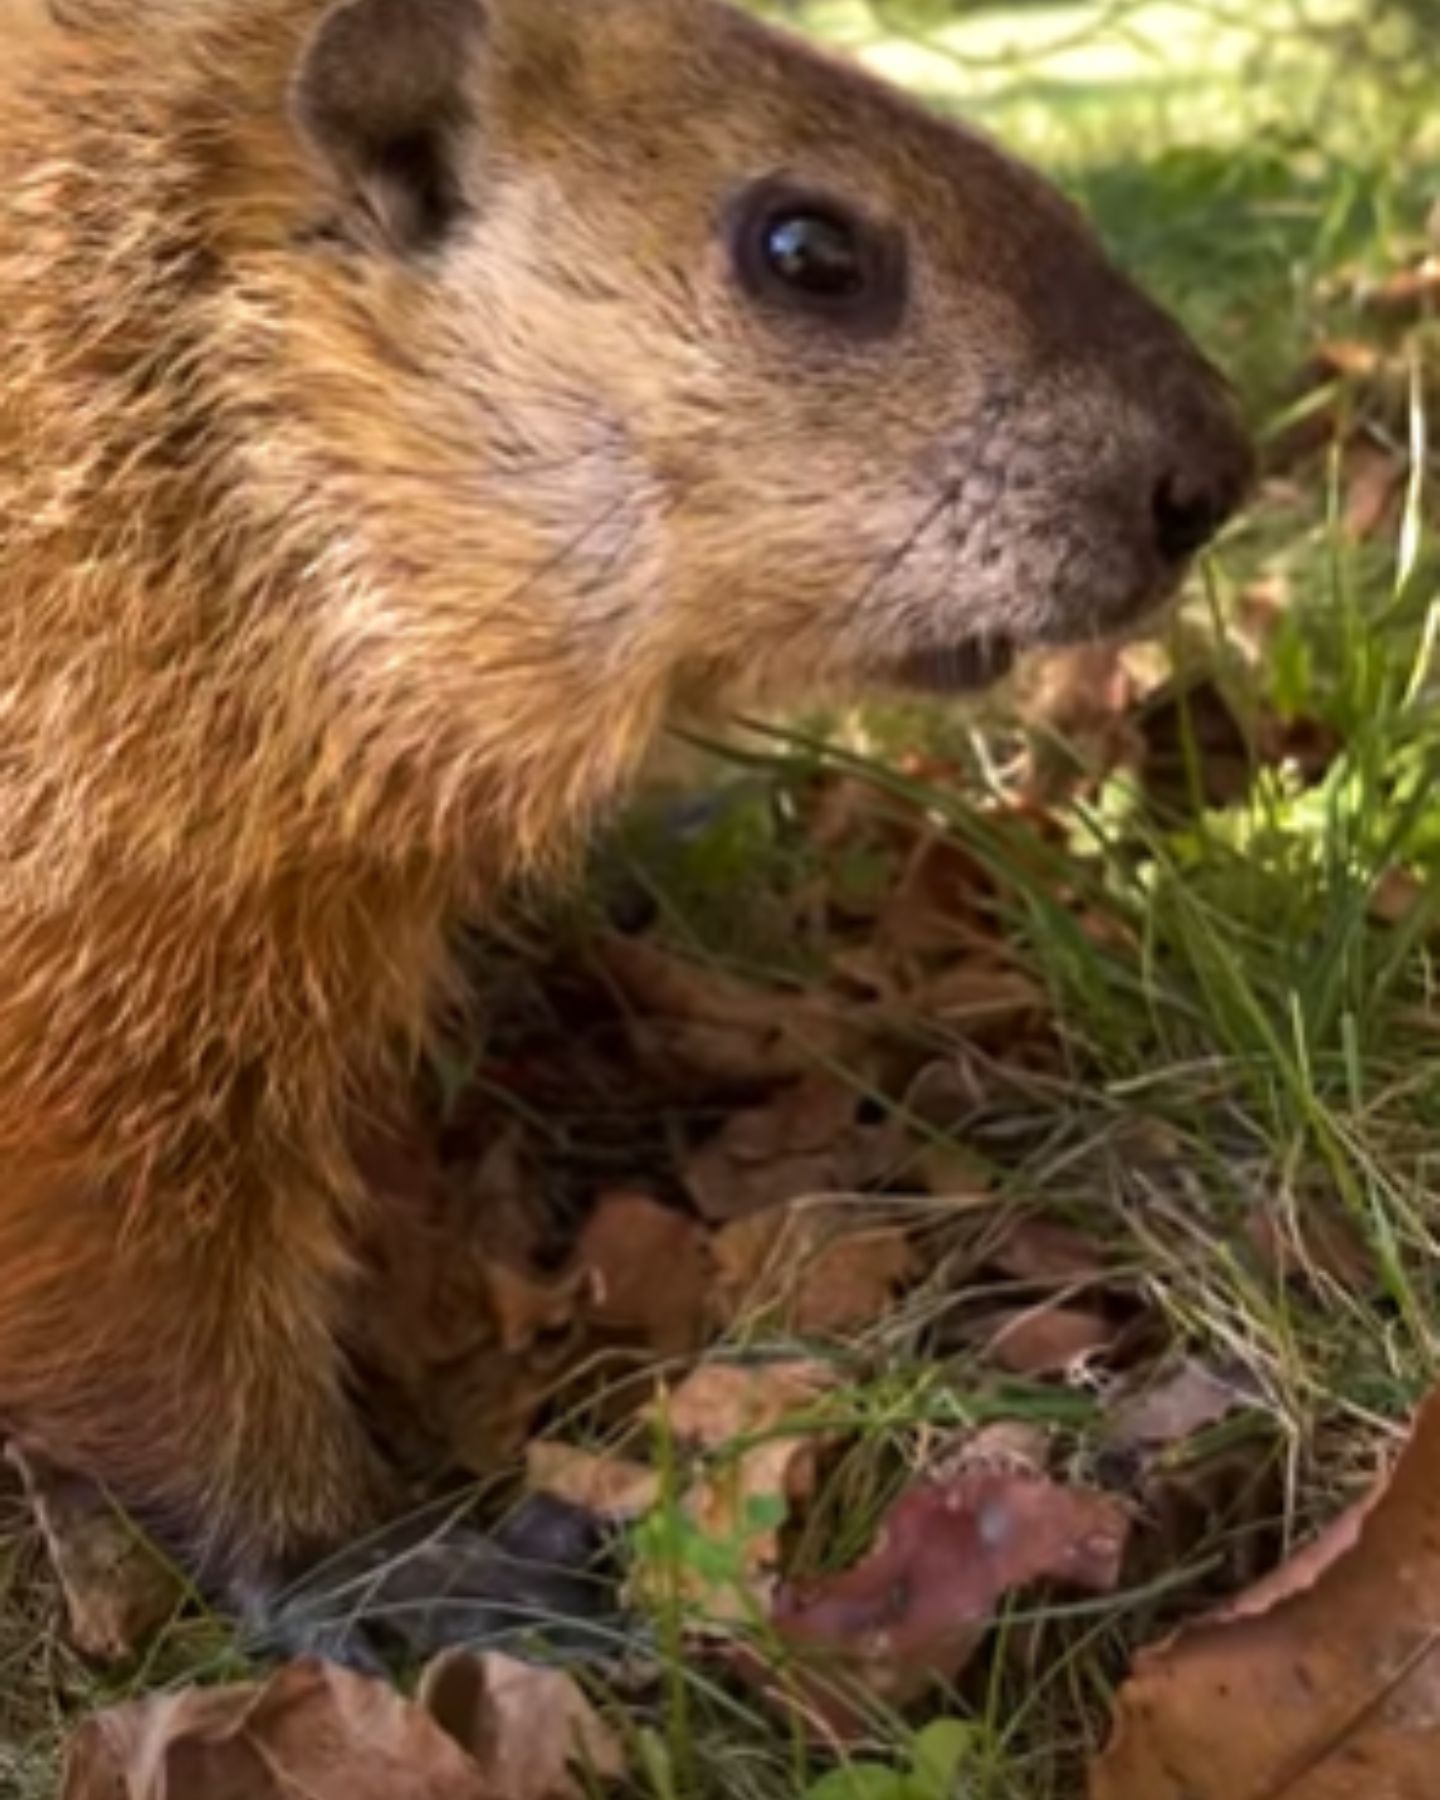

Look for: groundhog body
[0,0,1250,1601]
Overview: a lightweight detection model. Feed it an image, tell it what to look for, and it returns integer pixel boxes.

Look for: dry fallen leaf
[914,959,1047,1039]
[629,1361,838,1622]
[1368,867,1432,928]
[576,1190,710,1358]
[1091,1389,1440,1800]
[1342,434,1406,540]
[62,1651,623,1800]
[708,1200,920,1336]
[1104,1358,1249,1456]
[526,1442,663,1520]
[873,829,999,960]
[419,1649,624,1800]
[62,1658,489,1800]
[1013,642,1145,798]
[1244,1195,1377,1294]
[987,1216,1111,1286]
[683,1074,905,1224]
[9,1445,180,1663]
[1360,252,1440,321]
[972,1304,1120,1376]
[769,1458,1130,1726]
[354,1126,569,1477]
[593,933,865,1085]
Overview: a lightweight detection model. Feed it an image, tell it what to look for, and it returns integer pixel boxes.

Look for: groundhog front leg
[0,1169,618,1663]
[0,1168,386,1581]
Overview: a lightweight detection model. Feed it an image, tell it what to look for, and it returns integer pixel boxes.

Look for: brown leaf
[418,1650,624,1799]
[1090,1391,1440,1800]
[914,959,1047,1038]
[973,1305,1120,1376]
[1342,436,1405,540]
[593,934,864,1085]
[987,1216,1110,1286]
[353,1127,562,1478]
[526,1443,662,1520]
[60,1652,624,1800]
[683,1074,905,1224]
[9,1445,180,1663]
[708,1201,920,1336]
[1311,338,1383,380]
[576,1191,709,1358]
[873,831,999,960]
[1361,254,1440,321]
[60,1658,490,1800]
[483,1258,584,1359]
[1014,642,1146,796]
[629,1361,838,1622]
[1104,1359,1248,1455]
[1368,867,1431,928]
[914,1139,994,1204]
[1244,1197,1377,1294]
[771,1463,1130,1717]
[651,1359,837,1448]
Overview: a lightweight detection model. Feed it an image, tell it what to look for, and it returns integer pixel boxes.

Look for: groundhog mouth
[887,636,1019,695]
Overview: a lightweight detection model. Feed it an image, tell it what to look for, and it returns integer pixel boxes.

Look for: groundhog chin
[881,572,1183,697]
[885,636,1019,696]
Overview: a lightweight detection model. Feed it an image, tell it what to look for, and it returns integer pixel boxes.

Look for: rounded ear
[290,0,487,251]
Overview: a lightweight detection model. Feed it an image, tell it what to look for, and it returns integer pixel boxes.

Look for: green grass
[577,5,1440,1793]
[7,3,1440,1797]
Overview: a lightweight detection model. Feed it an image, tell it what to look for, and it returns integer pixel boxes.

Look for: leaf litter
[1093,1389,1440,1800]
[24,276,1440,1798]
[61,1651,622,1800]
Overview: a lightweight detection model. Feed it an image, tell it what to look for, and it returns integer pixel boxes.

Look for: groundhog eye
[729,180,906,337]
[764,210,864,298]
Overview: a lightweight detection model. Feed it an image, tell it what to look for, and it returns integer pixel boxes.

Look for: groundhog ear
[290,0,487,252]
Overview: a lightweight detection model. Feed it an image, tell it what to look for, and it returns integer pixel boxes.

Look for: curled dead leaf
[593,933,864,1084]
[60,1650,624,1800]
[769,1460,1130,1728]
[1104,1358,1249,1457]
[1360,253,1440,321]
[628,1361,838,1623]
[1342,435,1405,541]
[650,1359,838,1449]
[354,1127,565,1478]
[915,960,1047,1038]
[526,1442,662,1521]
[61,1658,489,1800]
[1091,1391,1440,1800]
[987,1216,1110,1287]
[576,1190,709,1358]
[972,1304,1120,1376]
[418,1649,625,1800]
[708,1200,921,1337]
[1244,1196,1376,1294]
[9,1445,180,1663]
[1368,867,1432,929]
[683,1074,904,1224]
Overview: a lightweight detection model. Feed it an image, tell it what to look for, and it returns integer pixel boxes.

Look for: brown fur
[0,0,1251,1584]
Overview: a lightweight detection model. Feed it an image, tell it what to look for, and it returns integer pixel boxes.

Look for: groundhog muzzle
[0,0,1252,1642]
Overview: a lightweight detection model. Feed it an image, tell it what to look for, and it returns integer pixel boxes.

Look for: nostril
[1152,471,1231,561]
[1152,472,1229,564]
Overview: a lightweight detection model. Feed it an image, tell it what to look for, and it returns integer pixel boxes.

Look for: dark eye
[728,178,907,337]
[764,210,865,298]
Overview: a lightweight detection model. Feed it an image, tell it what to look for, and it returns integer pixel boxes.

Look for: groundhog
[0,0,1251,1647]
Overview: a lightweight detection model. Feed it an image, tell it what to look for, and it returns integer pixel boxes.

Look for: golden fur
[0,0,1250,1583]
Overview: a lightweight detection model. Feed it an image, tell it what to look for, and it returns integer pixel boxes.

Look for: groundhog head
[286,0,1251,733]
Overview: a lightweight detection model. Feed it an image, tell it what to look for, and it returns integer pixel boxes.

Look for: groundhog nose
[1148,403,1256,565]
[1151,471,1231,562]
